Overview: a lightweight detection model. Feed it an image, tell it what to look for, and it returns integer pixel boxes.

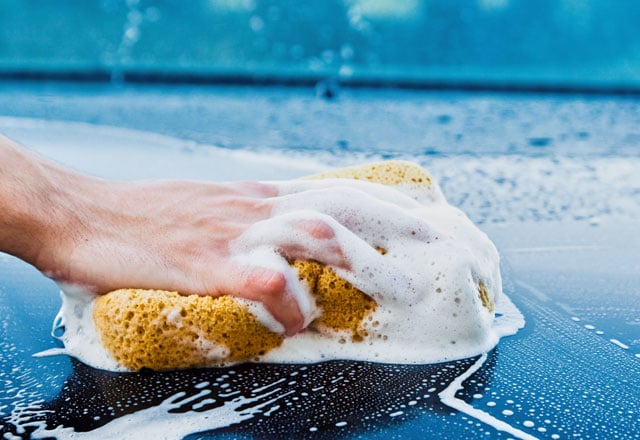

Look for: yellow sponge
[305,160,432,187]
[93,291,283,370]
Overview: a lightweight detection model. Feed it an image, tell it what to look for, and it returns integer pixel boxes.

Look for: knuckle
[300,219,335,240]
[249,268,287,296]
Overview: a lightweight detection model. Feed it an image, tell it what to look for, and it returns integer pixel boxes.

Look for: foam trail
[21,382,291,440]
[439,353,538,440]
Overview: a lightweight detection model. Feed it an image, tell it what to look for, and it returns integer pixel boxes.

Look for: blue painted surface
[0,83,639,439]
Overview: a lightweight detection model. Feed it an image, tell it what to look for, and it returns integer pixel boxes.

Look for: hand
[0,136,348,335]
[44,179,353,336]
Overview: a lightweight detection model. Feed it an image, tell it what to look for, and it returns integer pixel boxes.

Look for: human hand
[38,178,352,336]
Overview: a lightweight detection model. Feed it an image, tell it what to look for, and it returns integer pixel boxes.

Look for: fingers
[193,212,353,336]
[236,266,305,336]
[173,179,431,336]
[266,183,424,305]
[197,260,307,336]
[298,218,336,240]
[232,211,350,270]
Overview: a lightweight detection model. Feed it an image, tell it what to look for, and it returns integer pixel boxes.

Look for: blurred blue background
[2,0,640,91]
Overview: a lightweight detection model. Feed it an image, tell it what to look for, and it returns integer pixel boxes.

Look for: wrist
[34,164,115,284]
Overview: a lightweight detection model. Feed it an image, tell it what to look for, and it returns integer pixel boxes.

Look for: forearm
[0,135,95,274]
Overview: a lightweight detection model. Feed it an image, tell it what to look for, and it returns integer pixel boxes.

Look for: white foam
[41,284,124,371]
[439,354,538,440]
[47,169,523,370]
[16,382,293,440]
[251,176,521,364]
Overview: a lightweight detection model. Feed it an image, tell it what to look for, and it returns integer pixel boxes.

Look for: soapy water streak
[439,353,538,440]
[4,379,293,439]
[1,354,543,439]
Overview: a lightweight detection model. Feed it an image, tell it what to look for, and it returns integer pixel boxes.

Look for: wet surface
[1,88,639,438]
[2,83,640,158]
[1,220,639,439]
